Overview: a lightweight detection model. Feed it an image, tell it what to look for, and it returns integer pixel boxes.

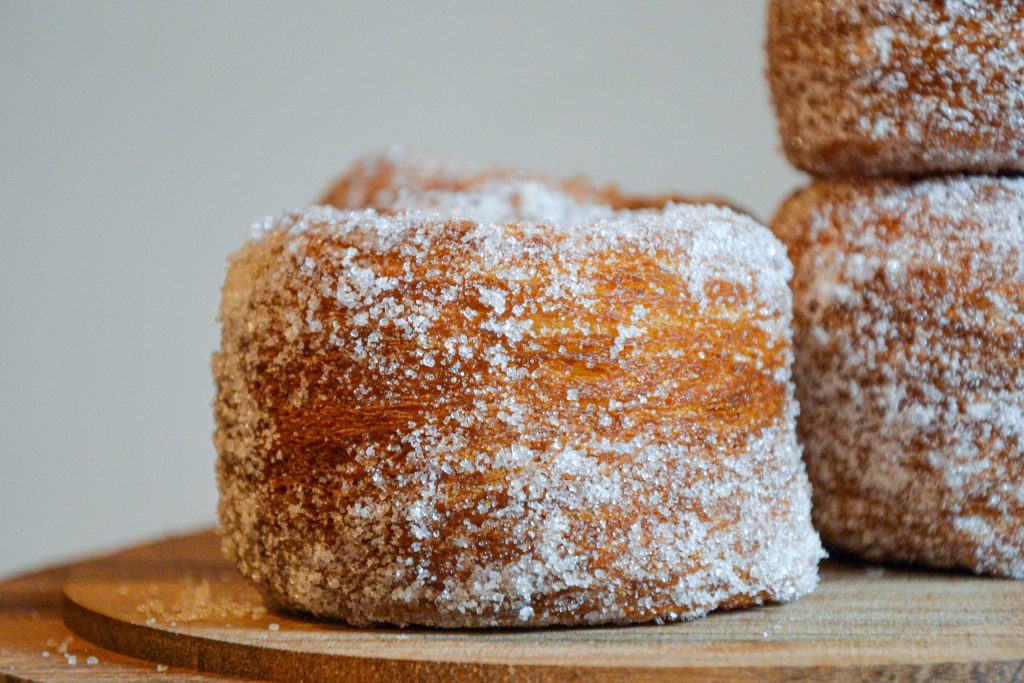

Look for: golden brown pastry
[317,146,604,209]
[768,0,1024,176]
[774,176,1024,578]
[318,146,742,214]
[213,179,823,627]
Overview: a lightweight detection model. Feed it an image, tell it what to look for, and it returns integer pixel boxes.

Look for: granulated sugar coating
[317,146,615,213]
[318,146,743,216]
[213,183,823,627]
[774,177,1024,579]
[768,0,1024,176]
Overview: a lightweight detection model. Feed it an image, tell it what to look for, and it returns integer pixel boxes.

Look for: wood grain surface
[0,531,243,681]
[2,529,1023,681]
[31,529,1024,681]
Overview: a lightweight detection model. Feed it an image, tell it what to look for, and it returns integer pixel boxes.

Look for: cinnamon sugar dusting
[774,176,1024,578]
[769,0,1024,175]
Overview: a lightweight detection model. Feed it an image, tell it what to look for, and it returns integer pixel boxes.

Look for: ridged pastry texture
[768,0,1024,176]
[773,177,1024,578]
[213,180,823,627]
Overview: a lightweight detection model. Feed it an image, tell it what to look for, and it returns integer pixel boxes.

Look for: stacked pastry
[213,148,825,627]
[768,1,1024,577]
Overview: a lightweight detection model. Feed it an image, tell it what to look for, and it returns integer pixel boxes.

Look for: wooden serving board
[0,531,244,682]
[2,530,1023,681]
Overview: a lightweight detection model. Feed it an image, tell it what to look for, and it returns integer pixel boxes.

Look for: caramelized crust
[768,0,1024,176]
[213,190,822,627]
[773,177,1024,578]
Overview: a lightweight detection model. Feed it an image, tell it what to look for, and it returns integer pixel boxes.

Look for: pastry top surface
[774,176,1024,278]
[243,194,792,321]
[319,146,612,211]
[319,145,742,215]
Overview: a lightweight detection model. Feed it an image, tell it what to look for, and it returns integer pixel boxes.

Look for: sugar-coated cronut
[213,184,823,627]
[768,0,1024,176]
[773,177,1024,578]
[318,146,742,215]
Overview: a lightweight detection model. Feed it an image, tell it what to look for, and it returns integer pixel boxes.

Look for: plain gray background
[0,1,805,576]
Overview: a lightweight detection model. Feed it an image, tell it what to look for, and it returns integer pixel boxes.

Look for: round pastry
[767,0,1024,176]
[319,146,741,214]
[773,176,1024,578]
[213,185,823,627]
